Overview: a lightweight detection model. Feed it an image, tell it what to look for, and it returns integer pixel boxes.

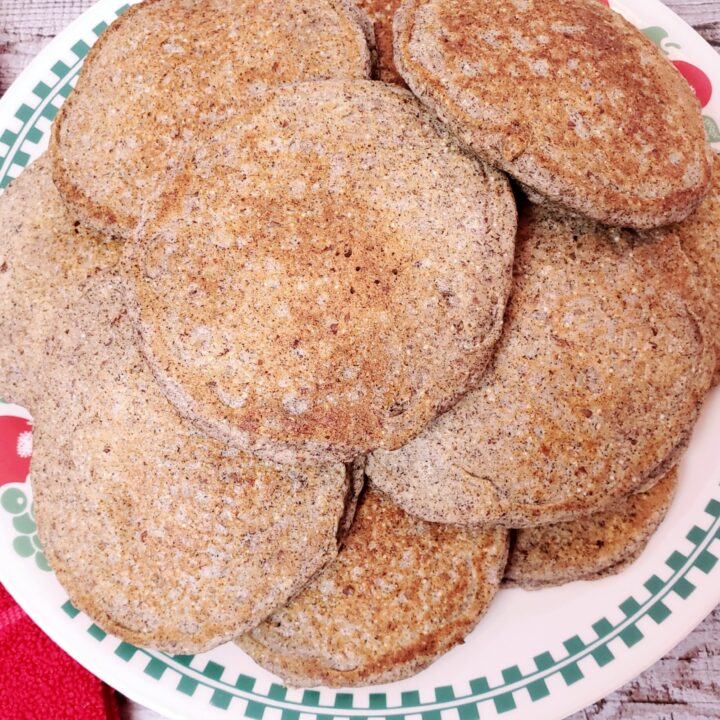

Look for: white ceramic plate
[1,1,719,719]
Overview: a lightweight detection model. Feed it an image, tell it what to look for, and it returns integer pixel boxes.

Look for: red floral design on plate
[672,61,712,108]
[0,416,32,485]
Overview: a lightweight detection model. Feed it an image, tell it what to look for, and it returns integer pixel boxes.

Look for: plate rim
[0,1,719,718]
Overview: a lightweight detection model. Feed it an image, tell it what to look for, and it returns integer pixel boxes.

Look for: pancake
[0,155,120,408]
[129,80,516,464]
[50,0,375,238]
[30,273,354,653]
[504,468,678,589]
[664,155,720,382]
[2,161,355,651]
[357,0,404,85]
[393,0,712,229]
[367,204,714,527]
[238,488,508,687]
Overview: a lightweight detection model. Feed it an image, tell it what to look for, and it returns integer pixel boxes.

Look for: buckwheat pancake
[668,156,720,382]
[0,155,120,408]
[367,205,714,527]
[28,272,353,653]
[129,80,516,464]
[238,488,508,687]
[50,0,375,238]
[357,0,404,85]
[505,468,678,589]
[394,0,711,229]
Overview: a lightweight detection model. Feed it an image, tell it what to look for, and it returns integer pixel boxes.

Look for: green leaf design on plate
[3,488,51,570]
[13,535,34,558]
[12,512,36,534]
[704,116,720,143]
[1,487,28,515]
[643,26,668,46]
[642,26,681,55]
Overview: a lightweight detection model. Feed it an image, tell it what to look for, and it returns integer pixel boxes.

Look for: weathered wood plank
[576,702,720,720]
[569,608,720,718]
[665,0,720,28]
[0,0,93,93]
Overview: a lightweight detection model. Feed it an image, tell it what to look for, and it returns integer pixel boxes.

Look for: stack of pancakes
[1,0,719,688]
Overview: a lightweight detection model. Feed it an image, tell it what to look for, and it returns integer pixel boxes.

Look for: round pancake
[662,155,720,382]
[504,468,677,589]
[0,155,120,408]
[357,0,405,85]
[238,488,508,687]
[50,0,375,238]
[30,275,353,653]
[367,204,714,527]
[129,80,516,464]
[393,0,712,229]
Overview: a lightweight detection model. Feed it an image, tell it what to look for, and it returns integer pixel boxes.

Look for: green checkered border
[0,4,131,190]
[1,2,719,716]
[57,490,719,717]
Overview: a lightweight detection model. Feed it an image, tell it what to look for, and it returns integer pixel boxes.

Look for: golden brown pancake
[30,273,354,653]
[238,488,508,686]
[661,155,720,382]
[128,80,516,464]
[393,0,711,228]
[0,155,119,408]
[0,160,354,654]
[505,468,677,588]
[367,204,713,527]
[50,0,375,238]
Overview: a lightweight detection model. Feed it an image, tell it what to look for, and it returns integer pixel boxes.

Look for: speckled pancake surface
[26,277,352,654]
[357,0,405,85]
[0,155,120,408]
[238,488,508,687]
[505,468,678,589]
[129,80,516,464]
[367,205,713,527]
[50,0,374,238]
[394,0,711,229]
[670,157,720,381]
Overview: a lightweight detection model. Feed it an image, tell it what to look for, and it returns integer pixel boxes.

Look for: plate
[1,1,719,719]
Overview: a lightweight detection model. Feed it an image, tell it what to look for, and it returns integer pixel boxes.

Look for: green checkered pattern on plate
[0,5,130,189]
[56,493,720,718]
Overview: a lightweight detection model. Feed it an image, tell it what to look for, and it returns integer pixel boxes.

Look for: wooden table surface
[1,1,720,719]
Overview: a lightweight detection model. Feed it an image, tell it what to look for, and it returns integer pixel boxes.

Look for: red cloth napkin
[0,583,119,720]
